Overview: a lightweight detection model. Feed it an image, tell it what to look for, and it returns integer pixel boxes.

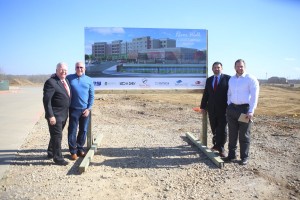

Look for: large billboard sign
[85,27,207,90]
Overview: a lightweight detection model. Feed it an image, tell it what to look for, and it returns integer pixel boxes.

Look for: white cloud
[89,27,125,35]
[284,57,296,61]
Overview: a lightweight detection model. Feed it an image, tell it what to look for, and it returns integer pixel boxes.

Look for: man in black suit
[43,62,71,166]
[200,62,231,157]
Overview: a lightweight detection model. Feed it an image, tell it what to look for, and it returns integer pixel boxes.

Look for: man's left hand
[82,109,90,117]
[246,112,254,122]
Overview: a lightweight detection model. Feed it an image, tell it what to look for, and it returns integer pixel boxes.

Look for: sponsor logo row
[94,78,203,88]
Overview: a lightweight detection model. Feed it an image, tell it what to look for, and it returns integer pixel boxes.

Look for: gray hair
[56,62,68,70]
[75,61,85,68]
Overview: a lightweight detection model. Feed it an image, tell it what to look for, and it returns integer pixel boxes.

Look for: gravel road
[0,93,299,200]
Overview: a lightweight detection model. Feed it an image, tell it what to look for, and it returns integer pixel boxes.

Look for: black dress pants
[208,112,228,153]
[47,119,67,161]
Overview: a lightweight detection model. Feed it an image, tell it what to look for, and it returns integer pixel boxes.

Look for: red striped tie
[213,76,218,92]
[62,80,70,97]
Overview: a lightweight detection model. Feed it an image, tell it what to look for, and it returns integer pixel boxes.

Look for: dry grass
[127,85,300,118]
[11,77,300,118]
[257,85,300,117]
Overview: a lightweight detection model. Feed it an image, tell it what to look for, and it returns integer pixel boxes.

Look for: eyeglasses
[58,69,67,72]
[76,66,84,69]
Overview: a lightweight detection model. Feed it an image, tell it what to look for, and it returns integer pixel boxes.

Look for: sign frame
[84,27,208,91]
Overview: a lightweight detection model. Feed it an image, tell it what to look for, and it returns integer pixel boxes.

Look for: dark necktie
[213,76,218,92]
[62,80,70,97]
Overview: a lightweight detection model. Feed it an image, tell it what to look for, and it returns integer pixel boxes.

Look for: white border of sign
[85,27,208,90]
[92,77,206,90]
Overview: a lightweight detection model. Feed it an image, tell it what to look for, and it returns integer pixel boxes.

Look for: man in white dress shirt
[223,59,259,165]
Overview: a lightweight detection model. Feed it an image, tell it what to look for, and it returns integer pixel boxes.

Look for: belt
[231,103,249,107]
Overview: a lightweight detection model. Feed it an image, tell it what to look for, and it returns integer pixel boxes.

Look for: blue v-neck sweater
[67,74,94,110]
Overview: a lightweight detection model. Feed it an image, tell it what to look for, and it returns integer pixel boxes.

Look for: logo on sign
[191,80,203,87]
[142,78,148,84]
[120,82,136,85]
[155,82,169,86]
[93,81,101,86]
[105,82,117,86]
[175,79,188,86]
[139,78,150,87]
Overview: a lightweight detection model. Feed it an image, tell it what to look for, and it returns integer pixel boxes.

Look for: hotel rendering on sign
[84,27,207,90]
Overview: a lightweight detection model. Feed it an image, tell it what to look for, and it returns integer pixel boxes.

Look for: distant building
[267,76,288,84]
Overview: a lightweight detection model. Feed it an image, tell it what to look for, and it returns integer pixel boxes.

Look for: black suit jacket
[200,74,231,117]
[43,75,71,122]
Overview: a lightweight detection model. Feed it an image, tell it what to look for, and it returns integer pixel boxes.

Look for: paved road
[0,86,43,180]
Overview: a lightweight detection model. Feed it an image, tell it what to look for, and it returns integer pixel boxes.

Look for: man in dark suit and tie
[43,62,71,165]
[200,62,231,157]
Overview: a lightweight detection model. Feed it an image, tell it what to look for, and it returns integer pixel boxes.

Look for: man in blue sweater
[67,61,94,160]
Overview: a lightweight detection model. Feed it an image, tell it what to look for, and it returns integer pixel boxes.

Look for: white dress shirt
[227,73,259,113]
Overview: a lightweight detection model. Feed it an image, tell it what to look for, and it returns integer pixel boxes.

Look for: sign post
[186,111,224,168]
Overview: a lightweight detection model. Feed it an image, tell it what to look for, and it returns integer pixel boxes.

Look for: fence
[0,80,9,91]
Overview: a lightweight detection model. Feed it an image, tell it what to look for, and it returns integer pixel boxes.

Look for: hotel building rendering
[91,36,206,75]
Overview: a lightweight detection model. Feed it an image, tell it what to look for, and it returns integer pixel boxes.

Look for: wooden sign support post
[185,111,224,168]
[79,111,103,173]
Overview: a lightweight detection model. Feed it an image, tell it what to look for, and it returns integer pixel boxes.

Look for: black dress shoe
[211,146,219,152]
[222,156,237,162]
[54,159,69,166]
[240,158,249,165]
[219,152,226,158]
[47,153,53,159]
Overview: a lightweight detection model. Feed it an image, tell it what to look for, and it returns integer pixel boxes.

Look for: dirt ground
[0,85,299,200]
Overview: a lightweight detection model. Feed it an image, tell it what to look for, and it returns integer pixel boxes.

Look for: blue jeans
[68,108,90,154]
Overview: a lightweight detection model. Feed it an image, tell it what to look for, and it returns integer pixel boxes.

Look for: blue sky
[0,0,299,79]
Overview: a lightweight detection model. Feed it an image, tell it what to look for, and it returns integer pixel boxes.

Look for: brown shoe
[77,151,85,157]
[70,154,78,160]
